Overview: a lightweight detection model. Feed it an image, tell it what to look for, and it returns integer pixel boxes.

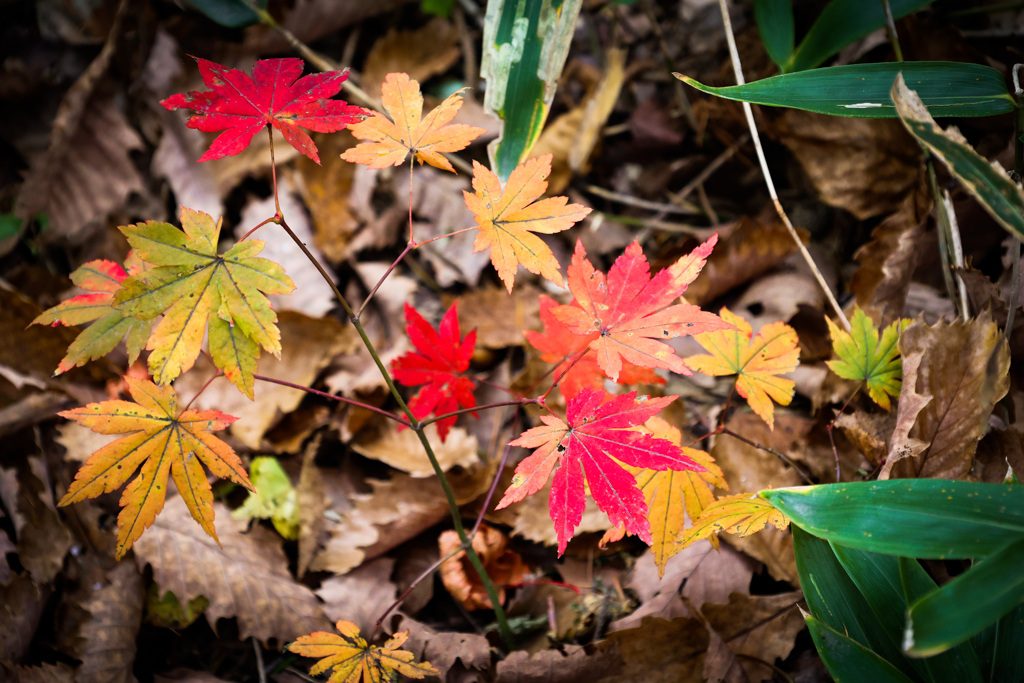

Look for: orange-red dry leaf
[677,493,789,550]
[289,620,439,682]
[465,155,591,292]
[342,72,485,172]
[685,307,800,430]
[438,524,527,610]
[58,377,253,558]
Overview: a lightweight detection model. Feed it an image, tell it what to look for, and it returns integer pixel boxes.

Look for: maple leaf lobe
[162,57,366,164]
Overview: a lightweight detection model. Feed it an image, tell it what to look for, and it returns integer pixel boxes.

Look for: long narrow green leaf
[832,545,983,682]
[677,62,1014,119]
[754,0,794,70]
[793,528,911,673]
[972,601,1024,682]
[891,74,1024,241]
[805,616,917,683]
[760,480,1024,558]
[906,537,1024,656]
[785,0,933,73]
[481,0,582,182]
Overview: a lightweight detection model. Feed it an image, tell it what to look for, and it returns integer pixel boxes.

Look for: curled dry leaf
[439,524,527,610]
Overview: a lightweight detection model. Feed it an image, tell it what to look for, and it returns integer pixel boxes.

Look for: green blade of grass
[760,480,1024,558]
[805,615,917,683]
[677,62,1014,118]
[754,0,794,70]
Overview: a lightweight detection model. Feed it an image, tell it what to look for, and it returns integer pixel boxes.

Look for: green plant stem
[264,136,515,650]
[880,0,904,63]
[926,155,969,320]
[1007,64,1024,341]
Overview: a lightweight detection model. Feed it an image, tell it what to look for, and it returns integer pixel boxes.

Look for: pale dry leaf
[702,591,805,682]
[775,111,922,220]
[237,179,336,318]
[176,312,355,449]
[317,557,396,634]
[153,112,224,219]
[133,496,329,645]
[291,132,359,263]
[361,18,461,100]
[297,439,327,577]
[0,459,71,584]
[56,422,114,463]
[352,423,480,478]
[497,644,622,683]
[391,614,492,678]
[75,562,143,683]
[6,663,75,683]
[835,409,896,466]
[444,284,541,349]
[889,316,1010,479]
[412,167,491,287]
[880,347,931,479]
[568,49,627,174]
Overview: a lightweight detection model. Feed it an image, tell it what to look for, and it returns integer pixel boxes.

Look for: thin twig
[708,0,850,331]
[252,374,406,424]
[584,184,701,214]
[371,546,463,641]
[252,638,267,683]
[419,399,537,428]
[721,427,814,485]
[670,133,749,205]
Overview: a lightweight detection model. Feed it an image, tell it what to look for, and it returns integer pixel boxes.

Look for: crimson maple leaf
[552,237,731,382]
[162,57,366,163]
[391,302,477,442]
[496,389,704,555]
[525,295,664,399]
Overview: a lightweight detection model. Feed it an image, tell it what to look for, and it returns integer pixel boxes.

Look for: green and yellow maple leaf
[826,307,910,411]
[601,416,728,576]
[289,620,439,683]
[113,207,294,398]
[676,492,789,550]
[685,307,800,430]
[58,377,253,559]
[32,254,152,374]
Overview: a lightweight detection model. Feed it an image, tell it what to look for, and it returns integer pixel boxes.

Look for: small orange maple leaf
[342,72,485,172]
[685,307,800,430]
[58,377,253,559]
[289,620,439,683]
[465,154,591,292]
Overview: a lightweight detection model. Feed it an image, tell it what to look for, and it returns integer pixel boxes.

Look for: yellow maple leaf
[289,620,439,683]
[685,307,800,430]
[601,416,728,575]
[464,154,591,292]
[342,72,485,173]
[677,492,789,549]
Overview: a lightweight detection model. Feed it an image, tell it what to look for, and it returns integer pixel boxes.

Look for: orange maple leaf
[289,620,439,683]
[676,492,789,550]
[341,72,485,172]
[464,155,591,292]
[601,416,727,575]
[58,377,253,559]
[685,307,800,430]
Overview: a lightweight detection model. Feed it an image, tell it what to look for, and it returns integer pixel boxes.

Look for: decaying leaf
[553,237,729,383]
[686,308,800,430]
[32,255,151,376]
[114,207,295,395]
[289,620,439,683]
[497,390,704,555]
[58,377,252,559]
[825,306,910,411]
[465,154,591,292]
[439,524,527,610]
[162,57,365,163]
[75,562,144,683]
[342,72,484,172]
[677,493,789,550]
[352,423,479,478]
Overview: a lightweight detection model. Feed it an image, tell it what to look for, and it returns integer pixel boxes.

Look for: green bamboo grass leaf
[891,73,1024,241]
[805,615,917,683]
[761,481,1024,558]
[833,544,984,682]
[754,0,794,70]
[482,0,583,182]
[676,62,1014,119]
[971,601,1024,682]
[906,537,1024,657]
[825,307,909,411]
[793,527,910,671]
[784,0,933,73]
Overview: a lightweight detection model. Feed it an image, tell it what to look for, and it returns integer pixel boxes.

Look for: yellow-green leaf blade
[825,307,909,411]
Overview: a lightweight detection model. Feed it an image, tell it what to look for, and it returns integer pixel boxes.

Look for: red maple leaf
[391,302,477,442]
[496,389,704,555]
[551,237,731,382]
[526,295,665,399]
[162,57,366,164]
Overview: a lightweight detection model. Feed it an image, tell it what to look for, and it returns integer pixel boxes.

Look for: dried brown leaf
[881,348,931,479]
[439,524,526,610]
[597,615,707,683]
[702,591,804,682]
[75,562,143,683]
[361,18,461,100]
[835,409,896,466]
[292,132,359,263]
[444,284,542,349]
[497,644,621,683]
[133,496,329,645]
[0,576,47,662]
[889,317,1010,479]
[317,557,396,635]
[391,614,492,678]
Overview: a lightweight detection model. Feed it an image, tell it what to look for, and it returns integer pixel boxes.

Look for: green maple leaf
[113,207,294,398]
[32,254,152,374]
[825,307,910,411]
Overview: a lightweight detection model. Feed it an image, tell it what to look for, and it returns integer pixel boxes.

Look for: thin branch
[418,399,537,429]
[721,427,814,485]
[709,0,850,331]
[252,374,406,424]
[371,546,463,641]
